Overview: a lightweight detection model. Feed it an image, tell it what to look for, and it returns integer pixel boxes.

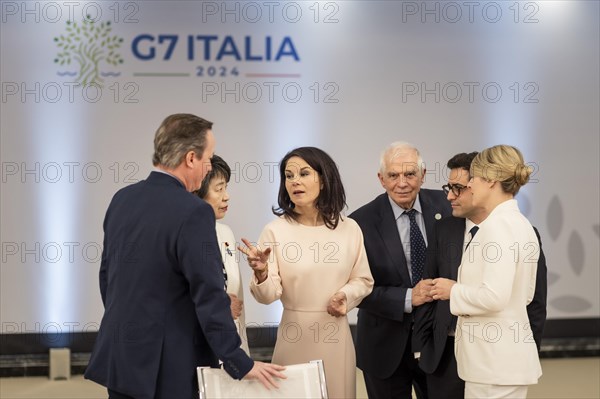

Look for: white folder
[197,359,328,399]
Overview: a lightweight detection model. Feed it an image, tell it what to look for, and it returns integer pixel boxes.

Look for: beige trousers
[465,381,528,399]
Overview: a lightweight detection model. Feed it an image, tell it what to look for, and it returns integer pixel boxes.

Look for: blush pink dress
[250,216,374,399]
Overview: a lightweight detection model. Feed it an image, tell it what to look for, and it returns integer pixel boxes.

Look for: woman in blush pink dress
[239,147,374,399]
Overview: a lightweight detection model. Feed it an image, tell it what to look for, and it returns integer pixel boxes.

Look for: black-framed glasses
[442,183,467,197]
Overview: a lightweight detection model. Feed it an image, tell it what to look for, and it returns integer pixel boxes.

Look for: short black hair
[447,152,479,172]
[195,155,231,199]
[273,147,346,230]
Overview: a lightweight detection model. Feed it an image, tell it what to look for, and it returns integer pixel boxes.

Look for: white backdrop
[1,1,599,336]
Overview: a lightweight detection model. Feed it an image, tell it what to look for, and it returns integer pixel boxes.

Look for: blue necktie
[465,226,479,251]
[406,209,426,287]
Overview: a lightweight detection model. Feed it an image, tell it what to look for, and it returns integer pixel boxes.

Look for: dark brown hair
[447,152,479,175]
[273,147,346,230]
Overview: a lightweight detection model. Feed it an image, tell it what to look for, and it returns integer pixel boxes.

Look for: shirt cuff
[405,288,413,313]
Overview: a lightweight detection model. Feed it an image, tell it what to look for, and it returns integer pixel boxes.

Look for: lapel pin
[435,213,442,220]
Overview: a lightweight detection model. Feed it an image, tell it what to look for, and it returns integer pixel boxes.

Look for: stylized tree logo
[54,16,124,87]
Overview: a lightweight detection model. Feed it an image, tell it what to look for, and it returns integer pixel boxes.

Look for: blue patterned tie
[406,209,426,287]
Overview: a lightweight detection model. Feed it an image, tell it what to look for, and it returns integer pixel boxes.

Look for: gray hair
[379,141,425,175]
[152,114,213,169]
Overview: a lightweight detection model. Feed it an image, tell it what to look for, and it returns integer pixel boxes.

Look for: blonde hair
[470,145,532,195]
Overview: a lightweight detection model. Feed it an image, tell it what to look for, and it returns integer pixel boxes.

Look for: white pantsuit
[450,199,542,394]
[216,222,249,355]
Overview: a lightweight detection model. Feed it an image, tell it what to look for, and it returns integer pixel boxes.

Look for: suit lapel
[375,195,410,282]
[448,218,466,280]
[419,191,439,244]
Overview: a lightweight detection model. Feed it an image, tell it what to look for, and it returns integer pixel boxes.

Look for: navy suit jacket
[413,216,548,374]
[84,172,253,399]
[349,189,451,378]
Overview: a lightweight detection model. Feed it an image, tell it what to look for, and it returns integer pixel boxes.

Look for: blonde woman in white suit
[431,145,542,399]
[197,155,249,355]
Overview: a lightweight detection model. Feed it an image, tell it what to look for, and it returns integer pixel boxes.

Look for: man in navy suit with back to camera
[350,142,452,399]
[412,152,547,399]
[84,114,285,399]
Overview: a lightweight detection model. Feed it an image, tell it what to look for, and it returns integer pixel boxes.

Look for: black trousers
[426,336,465,399]
[363,330,428,399]
[108,389,136,399]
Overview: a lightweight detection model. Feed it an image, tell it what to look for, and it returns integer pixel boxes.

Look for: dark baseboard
[1,318,598,377]
[0,332,97,356]
[542,318,600,339]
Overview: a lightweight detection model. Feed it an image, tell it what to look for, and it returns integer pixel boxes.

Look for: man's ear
[377,172,385,187]
[184,150,196,168]
[421,168,427,183]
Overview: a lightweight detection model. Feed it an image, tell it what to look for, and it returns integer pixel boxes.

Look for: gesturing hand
[327,291,348,317]
[238,238,272,283]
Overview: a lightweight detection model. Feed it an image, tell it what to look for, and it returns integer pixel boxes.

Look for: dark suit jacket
[413,216,548,374]
[350,189,451,378]
[84,172,253,399]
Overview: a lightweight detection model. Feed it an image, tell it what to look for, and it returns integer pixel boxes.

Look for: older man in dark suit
[84,114,284,399]
[412,152,547,399]
[350,142,452,399]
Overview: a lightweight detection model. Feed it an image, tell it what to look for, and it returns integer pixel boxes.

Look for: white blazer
[450,199,542,385]
[216,222,250,355]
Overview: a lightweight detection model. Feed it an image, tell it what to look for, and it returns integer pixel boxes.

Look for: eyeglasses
[442,183,467,197]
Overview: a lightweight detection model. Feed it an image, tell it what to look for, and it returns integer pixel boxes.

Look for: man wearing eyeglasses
[412,152,547,399]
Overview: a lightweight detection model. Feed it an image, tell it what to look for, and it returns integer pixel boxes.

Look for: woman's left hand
[327,291,347,317]
[431,278,456,301]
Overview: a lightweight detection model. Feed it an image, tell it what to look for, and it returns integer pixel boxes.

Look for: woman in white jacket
[196,155,249,355]
[431,145,542,399]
